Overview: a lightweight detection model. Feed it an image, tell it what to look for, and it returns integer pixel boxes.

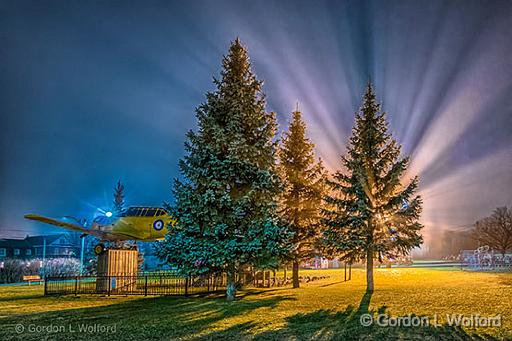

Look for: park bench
[23,275,42,285]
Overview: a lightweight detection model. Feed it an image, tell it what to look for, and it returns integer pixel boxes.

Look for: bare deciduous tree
[472,207,512,257]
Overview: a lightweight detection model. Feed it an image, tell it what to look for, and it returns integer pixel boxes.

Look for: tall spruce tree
[279,109,326,288]
[156,39,290,301]
[322,83,423,292]
[113,180,125,215]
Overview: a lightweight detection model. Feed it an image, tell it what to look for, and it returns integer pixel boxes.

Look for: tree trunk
[292,261,300,288]
[366,249,374,292]
[226,269,236,301]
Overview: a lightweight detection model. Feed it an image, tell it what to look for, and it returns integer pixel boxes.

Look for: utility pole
[80,235,85,275]
[42,237,46,278]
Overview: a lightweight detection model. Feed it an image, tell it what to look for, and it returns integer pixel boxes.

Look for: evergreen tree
[113,180,125,215]
[322,83,423,292]
[156,39,290,301]
[279,108,326,288]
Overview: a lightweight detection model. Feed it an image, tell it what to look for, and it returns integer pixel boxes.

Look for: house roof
[25,234,66,246]
[0,234,80,249]
[0,238,30,248]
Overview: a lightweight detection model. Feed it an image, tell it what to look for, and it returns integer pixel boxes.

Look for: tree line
[156,39,423,301]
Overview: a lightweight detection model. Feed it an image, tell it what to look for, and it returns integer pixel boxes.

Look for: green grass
[0,268,511,340]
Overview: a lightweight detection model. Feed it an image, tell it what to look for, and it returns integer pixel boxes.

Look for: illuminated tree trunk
[226,269,236,301]
[366,248,374,292]
[292,260,299,288]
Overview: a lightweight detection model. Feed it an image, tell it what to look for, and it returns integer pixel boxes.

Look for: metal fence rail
[44,272,227,296]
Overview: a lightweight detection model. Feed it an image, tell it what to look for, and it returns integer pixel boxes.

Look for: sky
[1,0,511,252]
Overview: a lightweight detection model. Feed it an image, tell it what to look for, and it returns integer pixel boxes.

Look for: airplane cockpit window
[121,207,139,217]
[119,207,166,217]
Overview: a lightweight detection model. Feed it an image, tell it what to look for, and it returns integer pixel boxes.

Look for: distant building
[0,234,79,260]
[301,256,340,269]
[1,235,174,271]
[0,238,32,259]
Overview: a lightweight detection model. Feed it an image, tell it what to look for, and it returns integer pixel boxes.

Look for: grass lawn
[0,268,511,340]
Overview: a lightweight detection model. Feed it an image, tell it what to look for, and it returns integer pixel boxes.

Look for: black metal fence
[43,270,329,296]
[44,272,228,296]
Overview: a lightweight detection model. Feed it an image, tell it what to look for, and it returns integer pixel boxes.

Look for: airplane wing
[24,214,114,240]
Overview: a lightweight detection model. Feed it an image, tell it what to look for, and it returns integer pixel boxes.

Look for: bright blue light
[105,211,113,218]
[401,200,410,211]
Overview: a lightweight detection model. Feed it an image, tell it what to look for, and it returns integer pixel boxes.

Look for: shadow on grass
[1,289,505,340]
[317,281,347,288]
[0,292,295,341]
[0,294,45,302]
[236,288,289,299]
[199,290,501,341]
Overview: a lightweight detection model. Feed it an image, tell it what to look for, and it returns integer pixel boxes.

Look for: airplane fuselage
[93,215,173,241]
[25,206,176,242]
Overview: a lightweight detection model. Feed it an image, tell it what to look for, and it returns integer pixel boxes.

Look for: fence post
[44,276,48,296]
[74,276,78,296]
[144,275,148,296]
[185,276,189,296]
[107,276,111,296]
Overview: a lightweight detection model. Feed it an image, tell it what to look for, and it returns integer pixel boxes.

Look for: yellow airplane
[25,206,176,254]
